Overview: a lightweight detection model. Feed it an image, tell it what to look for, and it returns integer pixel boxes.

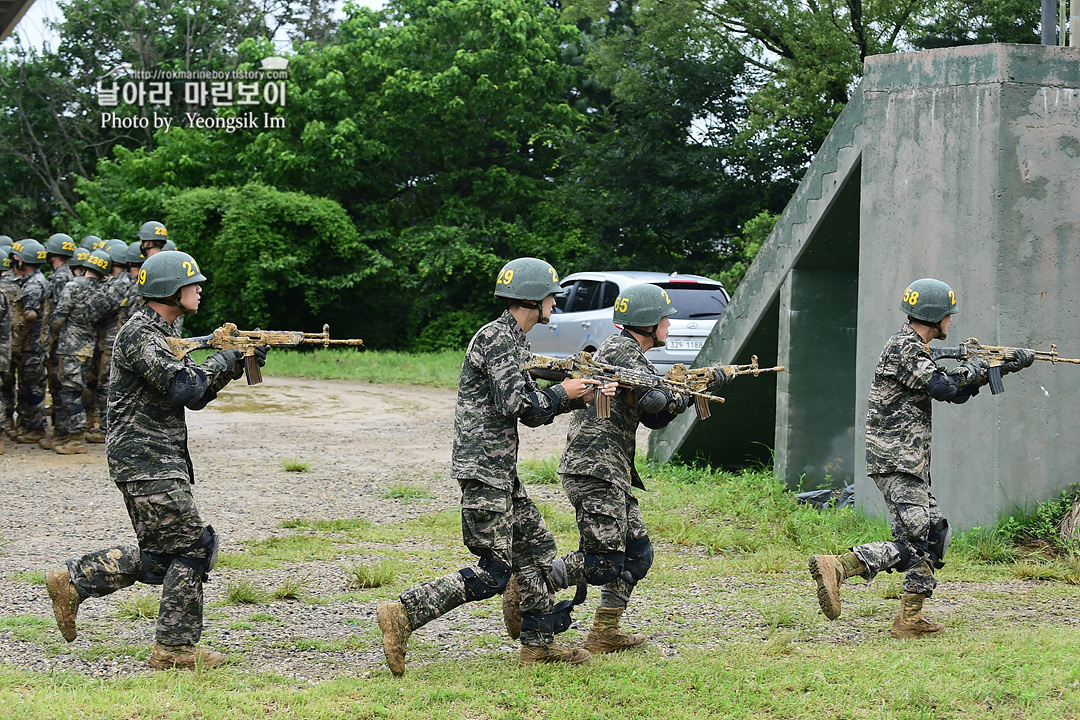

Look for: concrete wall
[856,44,1080,530]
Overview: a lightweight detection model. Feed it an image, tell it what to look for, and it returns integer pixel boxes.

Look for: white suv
[526,271,730,373]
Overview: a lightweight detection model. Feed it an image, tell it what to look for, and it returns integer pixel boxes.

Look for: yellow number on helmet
[908,291,919,305]
[138,269,146,285]
[182,261,195,277]
[548,267,558,282]
[616,297,628,313]
[948,290,956,305]
[155,226,168,236]
[660,289,671,304]
[498,269,514,285]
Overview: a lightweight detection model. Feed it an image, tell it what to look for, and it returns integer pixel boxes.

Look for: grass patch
[223,580,270,605]
[519,456,560,485]
[115,592,160,620]
[381,483,435,500]
[10,570,45,585]
[281,458,310,472]
[261,348,464,388]
[345,561,398,589]
[272,575,313,601]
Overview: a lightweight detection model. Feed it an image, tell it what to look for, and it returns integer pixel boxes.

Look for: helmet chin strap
[519,299,549,324]
[628,325,664,348]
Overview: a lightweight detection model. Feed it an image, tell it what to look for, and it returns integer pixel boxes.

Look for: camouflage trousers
[54,354,93,435]
[65,478,209,646]
[399,477,557,643]
[557,473,648,606]
[45,339,59,425]
[94,338,115,432]
[851,472,941,597]
[1,346,46,431]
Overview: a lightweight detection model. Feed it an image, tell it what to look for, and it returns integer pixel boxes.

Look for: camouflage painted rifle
[521,351,725,419]
[166,322,365,385]
[665,355,786,419]
[927,337,1080,395]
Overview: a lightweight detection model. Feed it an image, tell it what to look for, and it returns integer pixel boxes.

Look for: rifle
[927,337,1080,395]
[665,356,786,419]
[521,351,725,419]
[165,322,365,384]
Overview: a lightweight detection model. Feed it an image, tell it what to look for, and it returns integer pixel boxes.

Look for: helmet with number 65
[901,278,957,324]
[493,257,561,302]
[138,250,206,299]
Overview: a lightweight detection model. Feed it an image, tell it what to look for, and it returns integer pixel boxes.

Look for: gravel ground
[2,377,1078,682]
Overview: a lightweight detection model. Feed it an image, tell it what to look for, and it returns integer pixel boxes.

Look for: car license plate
[666,338,704,351]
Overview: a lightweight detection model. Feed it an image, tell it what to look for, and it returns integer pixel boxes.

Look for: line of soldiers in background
[0,221,176,455]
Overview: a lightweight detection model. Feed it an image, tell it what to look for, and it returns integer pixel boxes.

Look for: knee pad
[886,540,928,574]
[155,526,221,584]
[928,518,951,569]
[460,555,512,601]
[583,551,625,586]
[138,550,171,585]
[622,535,653,584]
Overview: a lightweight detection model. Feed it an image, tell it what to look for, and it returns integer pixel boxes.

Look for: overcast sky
[5,0,386,52]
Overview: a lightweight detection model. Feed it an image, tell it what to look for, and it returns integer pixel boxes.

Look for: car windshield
[659,285,728,319]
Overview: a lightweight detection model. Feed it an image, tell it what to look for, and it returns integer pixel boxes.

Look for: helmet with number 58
[901,278,957,324]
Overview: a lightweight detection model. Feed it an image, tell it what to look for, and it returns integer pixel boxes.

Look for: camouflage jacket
[451,310,580,489]
[100,271,133,343]
[106,306,237,486]
[865,324,939,482]
[123,279,142,327]
[42,263,74,337]
[12,269,46,356]
[49,276,110,358]
[559,331,669,490]
[0,290,10,373]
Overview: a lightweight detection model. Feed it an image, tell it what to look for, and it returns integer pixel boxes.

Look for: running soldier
[505,284,727,653]
[43,249,112,454]
[808,279,1034,637]
[377,257,610,675]
[3,239,49,444]
[40,233,78,447]
[45,251,269,669]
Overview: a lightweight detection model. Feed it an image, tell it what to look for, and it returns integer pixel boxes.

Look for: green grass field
[5,460,1080,719]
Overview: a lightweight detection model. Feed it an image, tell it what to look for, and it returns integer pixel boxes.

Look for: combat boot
[14,427,46,444]
[502,574,521,639]
[148,643,226,670]
[84,428,106,443]
[583,606,646,654]
[38,434,54,450]
[54,433,88,455]
[890,593,945,638]
[0,435,4,455]
[2,417,14,438]
[377,601,413,676]
[520,642,590,667]
[46,569,81,642]
[808,552,866,620]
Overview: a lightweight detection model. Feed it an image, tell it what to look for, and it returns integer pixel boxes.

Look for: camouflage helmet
[162,239,177,252]
[493,257,561,302]
[80,235,102,250]
[614,283,677,328]
[85,249,112,277]
[46,233,77,258]
[138,250,205,298]
[126,242,146,266]
[138,220,168,242]
[12,238,47,265]
[71,247,91,269]
[901,278,957,323]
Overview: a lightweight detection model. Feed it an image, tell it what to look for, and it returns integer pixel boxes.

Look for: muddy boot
[808,552,865,620]
[46,569,81,642]
[15,428,46,444]
[502,574,521,640]
[520,641,591,667]
[583,606,646,654]
[54,433,88,455]
[890,593,945,638]
[148,643,226,670]
[377,602,413,676]
[38,434,55,450]
[83,429,106,444]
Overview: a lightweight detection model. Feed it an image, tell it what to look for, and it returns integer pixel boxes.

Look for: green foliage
[911,0,1043,48]
[272,575,313,601]
[223,580,270,605]
[281,458,310,473]
[261,347,464,388]
[996,489,1080,553]
[716,210,779,289]
[345,561,398,589]
[114,593,161,620]
[381,484,436,500]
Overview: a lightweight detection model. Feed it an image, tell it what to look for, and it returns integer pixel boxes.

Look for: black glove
[637,389,668,414]
[667,392,690,414]
[252,344,270,368]
[208,349,243,379]
[708,367,732,392]
[955,361,988,387]
[1002,349,1034,375]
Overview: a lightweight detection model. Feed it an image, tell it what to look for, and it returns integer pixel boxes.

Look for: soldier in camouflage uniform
[524,284,728,653]
[40,233,78,446]
[0,244,10,455]
[4,239,49,444]
[45,250,269,670]
[86,241,134,443]
[43,249,113,454]
[377,257,610,676]
[120,242,145,327]
[0,237,14,438]
[808,279,1034,638]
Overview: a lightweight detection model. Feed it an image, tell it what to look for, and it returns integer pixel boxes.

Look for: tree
[909,0,1041,48]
